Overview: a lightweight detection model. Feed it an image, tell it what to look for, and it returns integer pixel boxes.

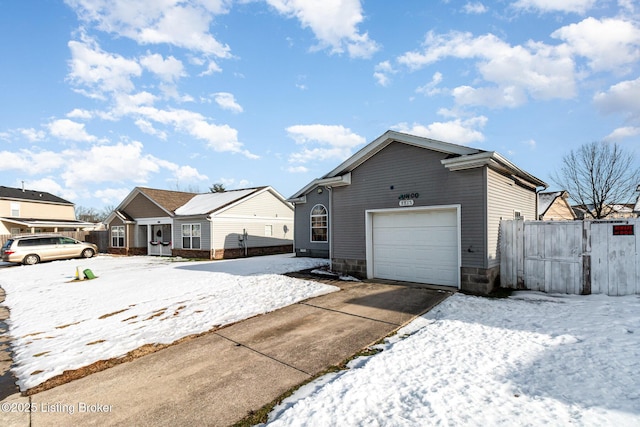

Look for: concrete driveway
[0,274,452,427]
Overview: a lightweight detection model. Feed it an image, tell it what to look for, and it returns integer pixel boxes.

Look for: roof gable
[289,130,546,201]
[114,187,197,217]
[0,185,73,205]
[174,188,261,216]
[324,130,483,178]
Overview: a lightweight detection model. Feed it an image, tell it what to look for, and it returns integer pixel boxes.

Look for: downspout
[327,186,333,270]
[207,216,213,259]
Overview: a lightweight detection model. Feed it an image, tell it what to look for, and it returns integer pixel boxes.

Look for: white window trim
[310,204,328,243]
[10,202,20,217]
[181,223,202,249]
[111,225,125,247]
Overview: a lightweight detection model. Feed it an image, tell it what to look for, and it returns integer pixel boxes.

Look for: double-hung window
[111,225,124,247]
[310,204,328,242]
[182,224,201,249]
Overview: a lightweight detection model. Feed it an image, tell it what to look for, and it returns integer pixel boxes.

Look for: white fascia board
[288,195,307,204]
[287,173,351,201]
[441,151,547,188]
[136,217,173,225]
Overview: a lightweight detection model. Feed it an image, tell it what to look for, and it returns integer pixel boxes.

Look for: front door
[149,224,172,256]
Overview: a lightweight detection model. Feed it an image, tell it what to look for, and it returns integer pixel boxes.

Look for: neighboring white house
[105,186,294,259]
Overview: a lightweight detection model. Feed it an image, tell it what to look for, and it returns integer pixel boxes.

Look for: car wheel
[23,254,40,265]
[81,248,95,258]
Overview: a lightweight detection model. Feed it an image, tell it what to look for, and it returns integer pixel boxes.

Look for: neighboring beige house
[0,185,94,235]
[538,191,576,220]
[105,186,294,259]
[572,203,637,219]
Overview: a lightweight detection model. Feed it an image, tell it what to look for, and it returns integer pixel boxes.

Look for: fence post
[581,221,591,295]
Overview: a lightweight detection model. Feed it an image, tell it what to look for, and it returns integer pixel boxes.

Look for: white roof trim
[441,151,547,188]
[0,218,97,228]
[287,173,351,201]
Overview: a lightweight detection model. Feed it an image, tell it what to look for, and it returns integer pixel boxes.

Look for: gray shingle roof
[0,185,73,205]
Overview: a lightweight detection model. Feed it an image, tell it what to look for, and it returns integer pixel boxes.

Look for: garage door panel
[371,209,458,287]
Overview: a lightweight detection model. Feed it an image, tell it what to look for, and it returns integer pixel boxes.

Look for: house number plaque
[613,225,634,235]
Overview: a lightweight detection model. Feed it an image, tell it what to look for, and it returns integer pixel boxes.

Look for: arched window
[310,204,328,242]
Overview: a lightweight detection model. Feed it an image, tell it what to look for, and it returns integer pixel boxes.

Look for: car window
[2,239,13,250]
[58,237,78,245]
[17,239,38,247]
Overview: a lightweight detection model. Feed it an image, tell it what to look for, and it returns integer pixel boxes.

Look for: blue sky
[1,0,639,209]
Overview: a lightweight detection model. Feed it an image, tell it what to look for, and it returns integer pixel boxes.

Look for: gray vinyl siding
[173,219,211,250]
[124,193,167,218]
[292,188,330,257]
[332,142,487,268]
[487,168,537,268]
[135,225,147,248]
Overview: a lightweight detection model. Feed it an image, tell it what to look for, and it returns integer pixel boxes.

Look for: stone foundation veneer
[460,266,499,295]
[107,247,147,256]
[173,244,293,260]
[330,258,367,279]
[331,258,500,295]
[109,245,293,260]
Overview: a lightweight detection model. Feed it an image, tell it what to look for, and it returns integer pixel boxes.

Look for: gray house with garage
[288,130,547,294]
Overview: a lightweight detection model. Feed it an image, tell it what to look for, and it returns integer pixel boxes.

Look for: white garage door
[371,208,459,287]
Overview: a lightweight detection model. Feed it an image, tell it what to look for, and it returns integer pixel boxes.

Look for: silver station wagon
[1,235,98,265]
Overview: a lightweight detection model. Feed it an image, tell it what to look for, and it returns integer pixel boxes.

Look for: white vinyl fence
[501,219,640,295]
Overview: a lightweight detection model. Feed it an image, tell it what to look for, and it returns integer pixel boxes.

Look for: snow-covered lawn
[266,292,640,426]
[0,254,335,392]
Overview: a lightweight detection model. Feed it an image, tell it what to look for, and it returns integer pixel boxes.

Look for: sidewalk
[0,277,451,426]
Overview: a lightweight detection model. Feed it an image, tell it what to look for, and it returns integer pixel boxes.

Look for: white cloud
[142,106,257,158]
[416,72,444,97]
[512,0,597,14]
[0,149,66,175]
[374,61,395,86]
[20,178,78,202]
[67,35,142,97]
[286,124,366,165]
[265,0,379,58]
[463,2,487,14]
[551,18,640,73]
[396,31,576,107]
[218,177,251,189]
[593,77,640,122]
[139,53,186,82]
[522,139,537,149]
[213,92,244,113]
[19,128,46,142]
[48,119,97,142]
[173,165,209,182]
[60,141,161,187]
[134,119,168,139]
[603,126,640,141]
[67,108,93,119]
[93,187,131,204]
[392,116,487,145]
[452,85,528,108]
[66,0,232,57]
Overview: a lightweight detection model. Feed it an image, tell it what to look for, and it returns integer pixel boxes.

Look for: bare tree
[75,205,116,222]
[209,183,226,193]
[552,141,640,219]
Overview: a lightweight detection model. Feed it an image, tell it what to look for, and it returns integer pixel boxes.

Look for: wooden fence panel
[500,219,640,295]
[500,220,524,289]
